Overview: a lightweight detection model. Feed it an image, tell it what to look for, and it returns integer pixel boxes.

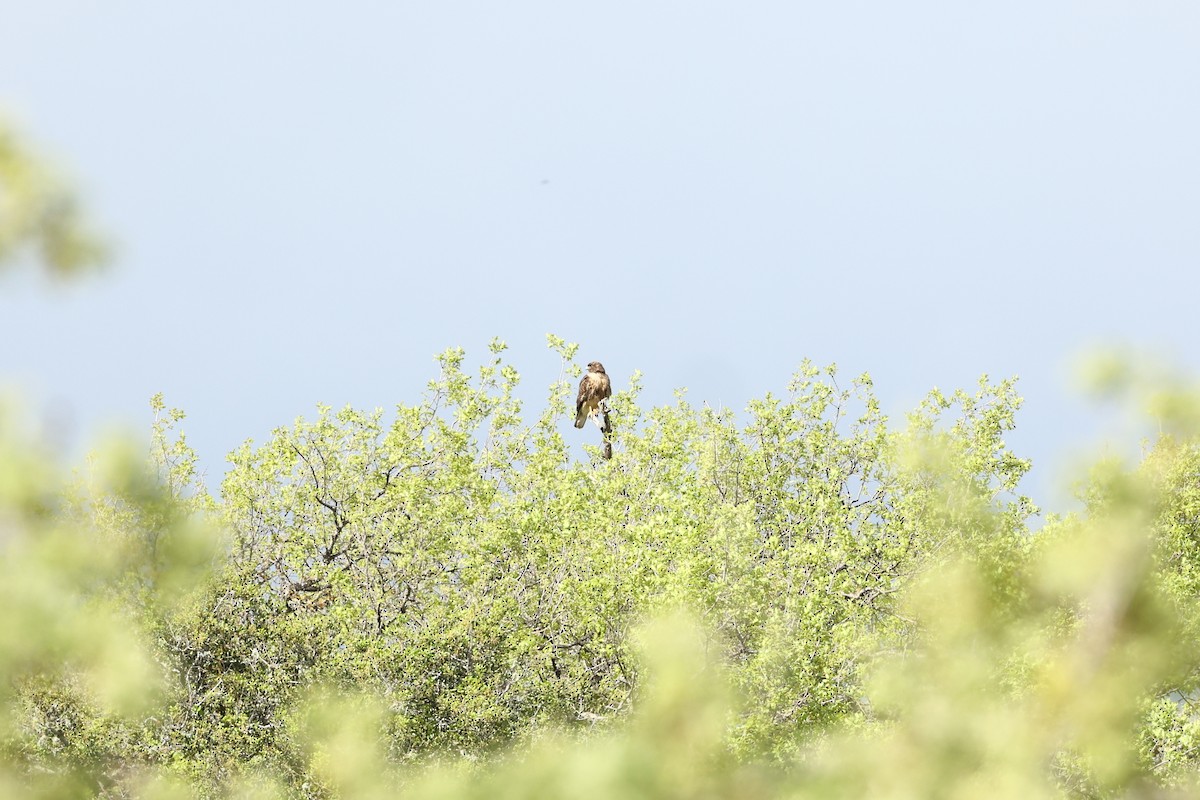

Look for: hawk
[575,361,611,429]
[575,360,613,459]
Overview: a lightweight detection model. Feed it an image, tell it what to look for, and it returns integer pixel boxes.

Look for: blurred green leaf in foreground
[0,118,108,278]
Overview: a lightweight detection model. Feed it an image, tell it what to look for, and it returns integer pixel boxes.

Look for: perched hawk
[575,361,612,429]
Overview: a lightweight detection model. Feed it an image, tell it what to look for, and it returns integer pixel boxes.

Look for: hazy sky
[3,2,1198,509]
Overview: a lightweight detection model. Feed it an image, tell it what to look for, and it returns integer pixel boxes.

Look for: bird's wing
[575,373,591,416]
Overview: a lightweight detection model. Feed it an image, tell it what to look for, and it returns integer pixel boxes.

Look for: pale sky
[3,2,1198,510]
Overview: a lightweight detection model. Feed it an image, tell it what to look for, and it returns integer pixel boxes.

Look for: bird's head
[588,361,606,373]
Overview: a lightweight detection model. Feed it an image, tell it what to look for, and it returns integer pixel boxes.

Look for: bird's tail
[574,410,586,429]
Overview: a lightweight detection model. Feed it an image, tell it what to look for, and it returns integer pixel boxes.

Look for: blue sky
[3,2,1198,509]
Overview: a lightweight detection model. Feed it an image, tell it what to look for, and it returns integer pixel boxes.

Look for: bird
[575,361,613,459]
[575,361,612,430]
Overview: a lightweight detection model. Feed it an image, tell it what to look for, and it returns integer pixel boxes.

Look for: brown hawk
[575,361,611,429]
[575,361,614,458]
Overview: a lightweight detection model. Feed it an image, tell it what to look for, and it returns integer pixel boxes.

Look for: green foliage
[0,118,108,277]
[8,341,1200,798]
[0,400,217,796]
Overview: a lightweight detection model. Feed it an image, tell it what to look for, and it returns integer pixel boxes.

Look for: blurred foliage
[0,118,108,277]
[6,118,1200,799]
